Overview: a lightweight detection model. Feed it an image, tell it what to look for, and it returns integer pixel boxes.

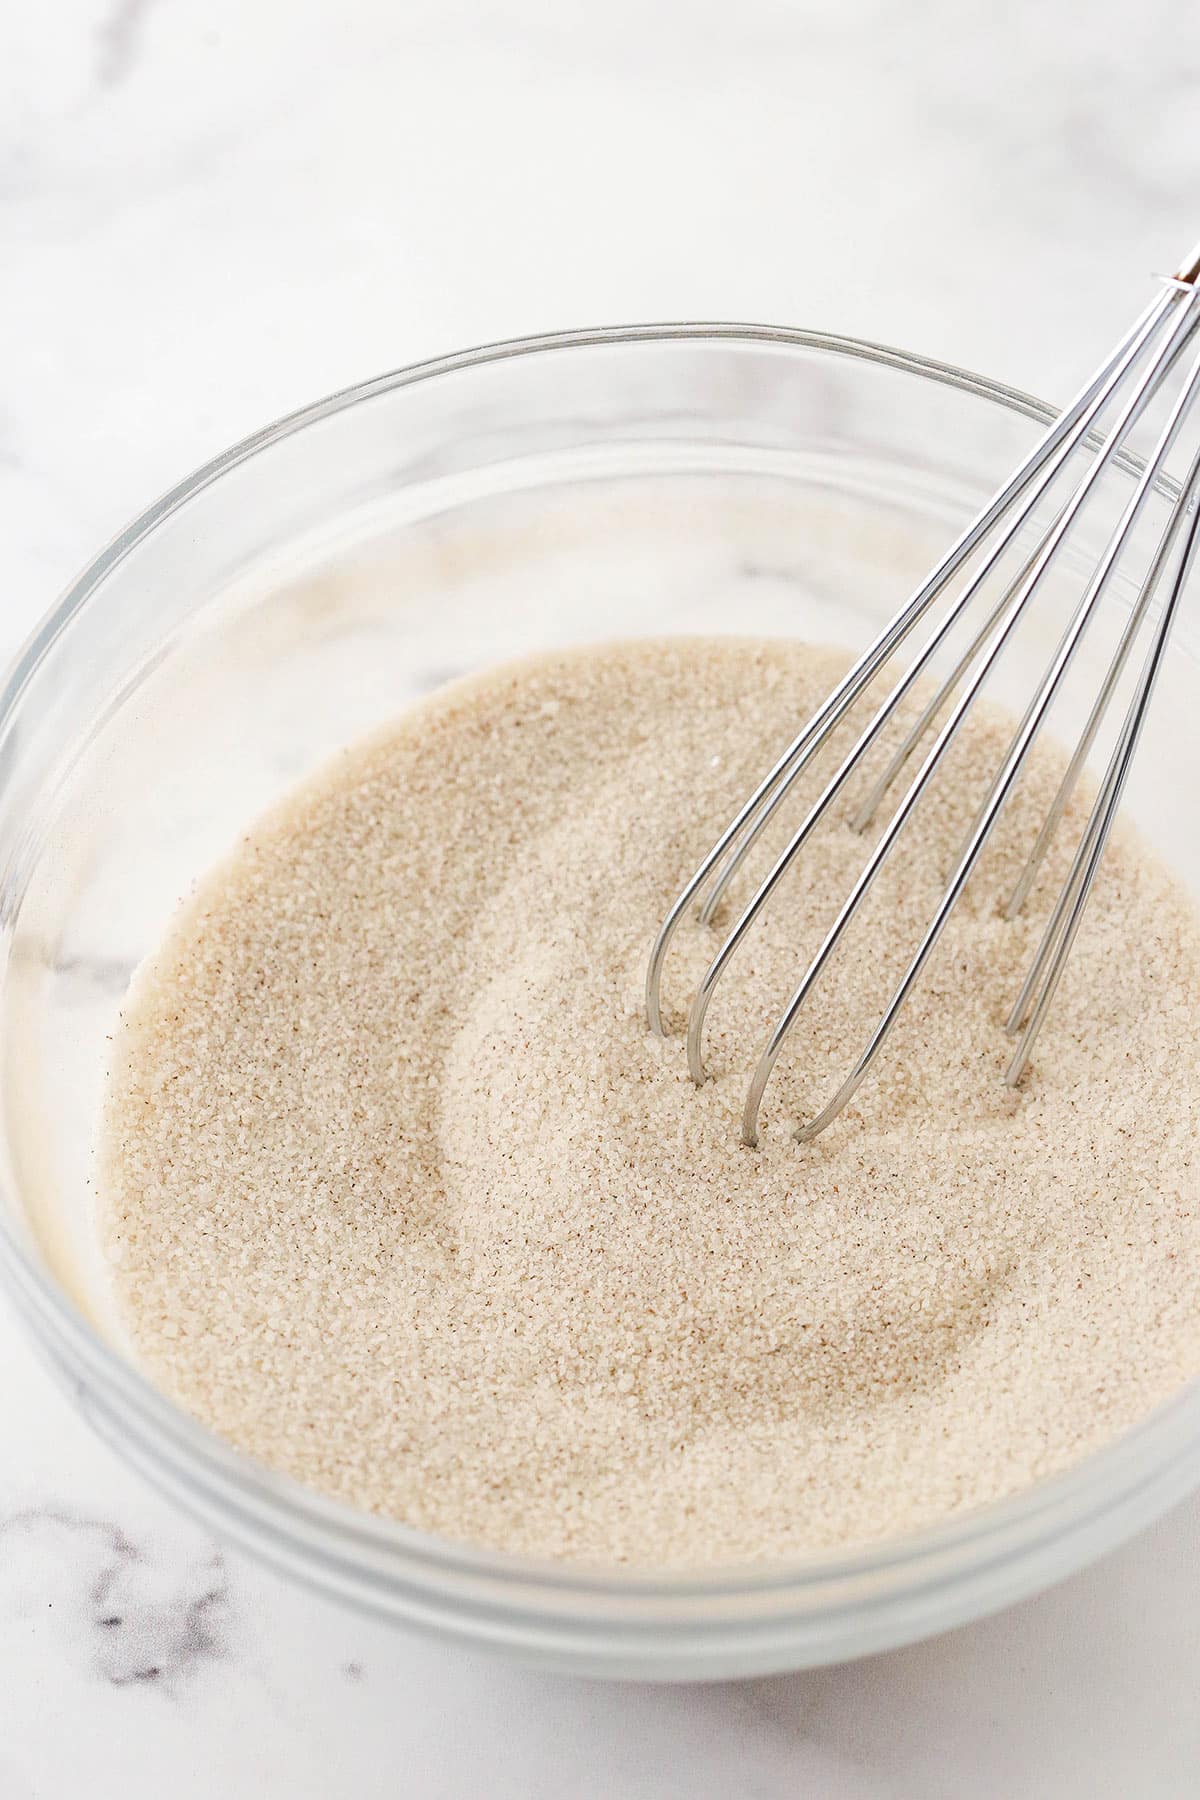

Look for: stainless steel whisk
[647,239,1200,1147]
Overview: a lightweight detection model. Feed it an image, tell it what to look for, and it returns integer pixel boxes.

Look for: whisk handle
[1175,239,1200,286]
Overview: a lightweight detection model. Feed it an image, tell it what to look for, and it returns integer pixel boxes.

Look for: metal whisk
[646,239,1200,1147]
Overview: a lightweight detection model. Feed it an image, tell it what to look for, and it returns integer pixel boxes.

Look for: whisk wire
[1002,447,1194,923]
[718,292,1199,1119]
[685,295,1197,1085]
[856,284,1200,841]
[848,529,1056,835]
[649,247,1200,1143]
[750,316,1200,1145]
[1006,425,1200,1051]
[644,287,1176,1036]
[1007,473,1200,1083]
[946,298,1200,875]
[694,291,1175,931]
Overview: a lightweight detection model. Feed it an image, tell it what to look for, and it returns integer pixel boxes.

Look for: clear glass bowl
[3,325,1200,1681]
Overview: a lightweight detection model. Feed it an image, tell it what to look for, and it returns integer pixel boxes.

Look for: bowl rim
[3,319,1198,1636]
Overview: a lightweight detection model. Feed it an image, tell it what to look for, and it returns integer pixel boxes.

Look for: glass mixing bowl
[2,326,1200,1681]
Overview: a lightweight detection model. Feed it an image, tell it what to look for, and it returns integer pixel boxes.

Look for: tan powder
[98,637,1200,1568]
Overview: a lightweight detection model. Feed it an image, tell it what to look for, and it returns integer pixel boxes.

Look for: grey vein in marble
[0,1507,231,1692]
[94,0,156,92]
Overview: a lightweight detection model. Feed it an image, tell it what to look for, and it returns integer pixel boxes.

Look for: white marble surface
[4,0,1200,1792]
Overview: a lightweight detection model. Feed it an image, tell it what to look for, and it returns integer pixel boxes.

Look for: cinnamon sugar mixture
[99,639,1200,1567]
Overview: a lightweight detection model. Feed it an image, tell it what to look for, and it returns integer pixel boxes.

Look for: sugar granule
[98,638,1200,1567]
